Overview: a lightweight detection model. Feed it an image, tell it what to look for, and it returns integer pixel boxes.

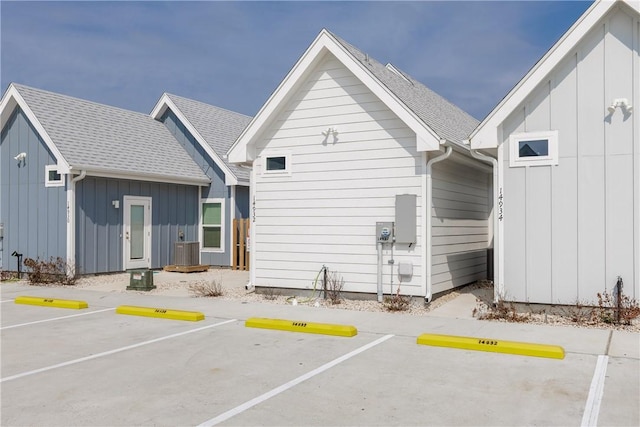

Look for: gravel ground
[3,272,639,332]
[75,270,466,316]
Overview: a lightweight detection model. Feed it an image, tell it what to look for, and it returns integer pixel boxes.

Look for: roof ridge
[328,34,478,122]
[388,64,478,124]
[12,82,154,119]
[165,93,252,119]
[325,31,479,145]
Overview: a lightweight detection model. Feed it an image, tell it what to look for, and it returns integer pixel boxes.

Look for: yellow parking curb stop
[417,333,565,359]
[116,305,204,321]
[15,296,88,310]
[245,317,357,337]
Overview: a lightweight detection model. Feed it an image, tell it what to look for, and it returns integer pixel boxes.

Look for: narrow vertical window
[202,199,224,251]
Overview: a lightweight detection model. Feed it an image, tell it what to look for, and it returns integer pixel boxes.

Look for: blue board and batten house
[0,83,249,275]
[151,94,252,267]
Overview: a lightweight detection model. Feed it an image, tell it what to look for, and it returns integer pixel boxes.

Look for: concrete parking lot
[1,281,639,426]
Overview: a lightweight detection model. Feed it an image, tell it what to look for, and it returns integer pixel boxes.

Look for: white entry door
[123,196,152,270]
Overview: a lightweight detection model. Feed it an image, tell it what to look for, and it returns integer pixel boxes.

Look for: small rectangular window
[266,156,286,171]
[202,199,224,251]
[518,140,548,157]
[509,131,558,167]
[45,165,65,187]
[263,152,292,176]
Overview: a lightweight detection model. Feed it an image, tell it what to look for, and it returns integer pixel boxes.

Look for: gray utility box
[127,269,155,291]
[395,194,416,245]
[174,241,199,266]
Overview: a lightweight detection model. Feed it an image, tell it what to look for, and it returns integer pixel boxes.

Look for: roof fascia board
[228,30,441,164]
[228,33,332,164]
[469,0,619,149]
[149,93,170,119]
[1,84,71,173]
[69,166,210,186]
[150,93,238,186]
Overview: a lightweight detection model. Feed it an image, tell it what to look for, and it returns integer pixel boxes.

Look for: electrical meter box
[376,222,394,243]
[395,194,416,244]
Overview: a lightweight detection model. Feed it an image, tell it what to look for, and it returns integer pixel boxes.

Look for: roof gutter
[69,165,210,186]
[465,141,502,303]
[424,140,452,303]
[66,170,87,278]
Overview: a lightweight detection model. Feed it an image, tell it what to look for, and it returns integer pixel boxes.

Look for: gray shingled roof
[164,94,252,182]
[13,84,209,184]
[330,32,479,147]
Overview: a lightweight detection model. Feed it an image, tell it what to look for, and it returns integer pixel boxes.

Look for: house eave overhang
[68,165,210,186]
[227,29,442,164]
[150,93,239,186]
[1,84,71,173]
[468,0,634,150]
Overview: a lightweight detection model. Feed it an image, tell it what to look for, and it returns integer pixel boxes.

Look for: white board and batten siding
[501,6,639,304]
[431,160,490,294]
[253,54,423,296]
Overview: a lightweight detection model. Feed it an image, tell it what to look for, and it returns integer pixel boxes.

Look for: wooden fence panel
[233,218,250,271]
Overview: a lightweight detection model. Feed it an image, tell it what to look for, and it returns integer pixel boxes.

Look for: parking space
[1,283,639,426]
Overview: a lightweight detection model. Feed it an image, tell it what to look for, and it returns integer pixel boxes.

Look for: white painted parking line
[0,318,237,383]
[1,300,14,303]
[198,334,395,427]
[1,308,116,330]
[581,355,609,427]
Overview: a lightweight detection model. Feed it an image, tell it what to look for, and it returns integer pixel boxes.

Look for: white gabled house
[228,29,492,302]
[468,0,640,304]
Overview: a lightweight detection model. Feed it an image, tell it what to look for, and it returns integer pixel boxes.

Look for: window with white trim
[45,165,65,187]
[201,199,224,251]
[263,152,292,175]
[509,131,558,167]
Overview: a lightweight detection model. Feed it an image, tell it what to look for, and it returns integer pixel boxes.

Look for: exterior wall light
[322,127,339,137]
[608,98,633,114]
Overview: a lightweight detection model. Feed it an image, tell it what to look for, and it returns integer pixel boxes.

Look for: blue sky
[1,1,592,121]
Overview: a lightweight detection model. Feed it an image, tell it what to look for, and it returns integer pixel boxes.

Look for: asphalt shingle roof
[164,94,252,182]
[330,32,479,147]
[13,84,209,183]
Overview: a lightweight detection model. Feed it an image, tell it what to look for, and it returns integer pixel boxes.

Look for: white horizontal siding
[254,54,422,296]
[431,160,490,293]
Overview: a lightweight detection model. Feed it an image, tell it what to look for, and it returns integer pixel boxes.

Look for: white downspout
[237,163,256,291]
[466,143,502,303]
[425,143,452,303]
[249,164,256,290]
[66,170,86,277]
[230,185,236,268]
